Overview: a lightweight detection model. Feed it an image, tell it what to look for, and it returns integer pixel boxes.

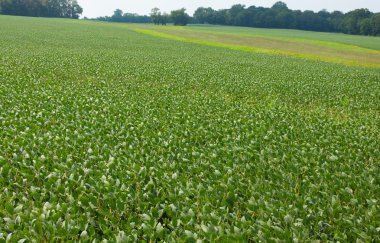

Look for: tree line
[96,8,190,26]
[193,2,380,36]
[96,9,150,24]
[2,0,378,36]
[0,0,83,19]
[97,2,380,36]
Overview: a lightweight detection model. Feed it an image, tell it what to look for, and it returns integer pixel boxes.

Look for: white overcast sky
[77,0,380,18]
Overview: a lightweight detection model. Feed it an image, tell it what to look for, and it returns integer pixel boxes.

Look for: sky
[77,0,380,18]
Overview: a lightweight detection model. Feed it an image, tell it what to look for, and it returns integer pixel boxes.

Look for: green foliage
[192,2,380,36]
[96,2,379,36]
[371,13,380,36]
[97,10,150,24]
[193,7,215,24]
[0,16,379,241]
[148,8,168,25]
[342,8,373,34]
[112,9,123,22]
[359,18,372,35]
[150,7,160,25]
[0,0,82,18]
[170,8,190,26]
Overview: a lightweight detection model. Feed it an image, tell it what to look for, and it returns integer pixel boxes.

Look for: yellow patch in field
[129,26,380,69]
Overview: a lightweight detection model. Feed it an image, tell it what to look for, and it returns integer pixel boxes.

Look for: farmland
[0,15,379,241]
[130,24,380,68]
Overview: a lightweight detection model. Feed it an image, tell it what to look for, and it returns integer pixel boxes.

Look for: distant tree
[122,13,150,23]
[69,0,82,19]
[263,9,277,28]
[97,9,151,23]
[112,9,123,22]
[46,0,60,17]
[193,7,214,24]
[371,13,380,36]
[268,2,296,29]
[241,6,257,26]
[271,1,288,11]
[213,9,228,25]
[47,0,71,17]
[276,11,296,29]
[228,4,245,25]
[330,11,344,31]
[315,10,332,31]
[1,0,34,16]
[190,4,379,36]
[341,8,373,34]
[297,10,324,31]
[159,12,169,25]
[359,18,372,35]
[150,7,161,25]
[0,0,82,18]
[170,8,189,26]
[234,8,252,26]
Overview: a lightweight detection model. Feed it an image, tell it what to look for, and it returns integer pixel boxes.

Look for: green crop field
[0,15,379,241]
[130,24,380,68]
[188,24,380,51]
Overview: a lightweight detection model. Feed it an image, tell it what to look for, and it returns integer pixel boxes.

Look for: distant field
[129,24,380,68]
[0,15,379,241]
[189,24,380,51]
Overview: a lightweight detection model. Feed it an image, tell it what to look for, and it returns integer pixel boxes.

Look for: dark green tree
[212,9,228,25]
[371,13,380,35]
[159,12,169,25]
[69,0,82,19]
[342,8,373,34]
[228,4,245,25]
[170,8,189,26]
[111,9,123,22]
[359,18,372,35]
[330,11,344,31]
[150,7,161,25]
[271,1,288,11]
[0,0,82,18]
[190,4,379,36]
[120,12,150,23]
[194,7,215,24]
